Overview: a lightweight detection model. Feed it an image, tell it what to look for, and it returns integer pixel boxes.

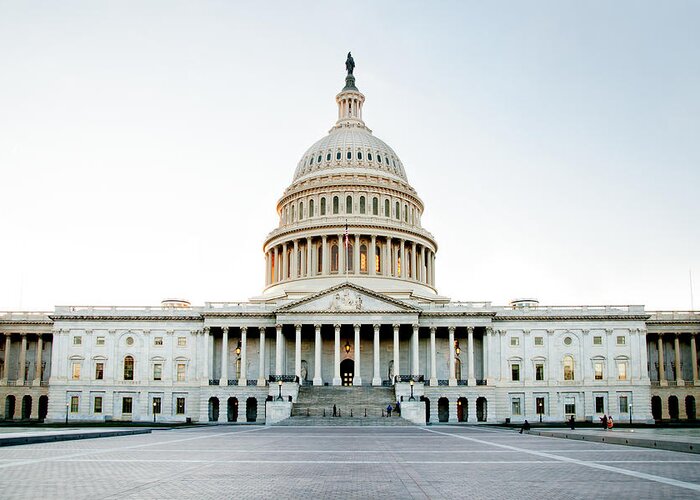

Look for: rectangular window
[564,401,576,415]
[511,364,520,381]
[534,336,543,346]
[94,396,103,414]
[511,399,521,416]
[177,363,186,382]
[535,363,544,381]
[177,337,187,347]
[593,336,602,345]
[154,337,163,346]
[619,396,629,413]
[73,336,82,346]
[595,396,605,414]
[536,397,545,415]
[617,362,627,380]
[153,397,161,415]
[122,397,133,414]
[95,362,104,380]
[616,336,626,346]
[153,364,162,381]
[70,396,79,413]
[96,336,105,346]
[510,337,519,347]
[594,362,604,380]
[176,397,186,415]
[72,362,81,380]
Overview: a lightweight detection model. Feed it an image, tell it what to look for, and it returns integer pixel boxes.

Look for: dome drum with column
[262,66,438,298]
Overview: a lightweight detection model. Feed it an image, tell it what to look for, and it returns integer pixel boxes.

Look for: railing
[476,379,487,386]
[54,305,201,316]
[209,379,220,385]
[268,375,299,383]
[0,311,52,322]
[437,379,449,386]
[247,379,259,386]
[647,311,700,321]
[494,304,646,314]
[227,379,238,386]
[395,375,425,383]
[457,379,468,386]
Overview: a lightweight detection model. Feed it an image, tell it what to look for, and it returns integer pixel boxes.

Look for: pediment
[276,283,419,314]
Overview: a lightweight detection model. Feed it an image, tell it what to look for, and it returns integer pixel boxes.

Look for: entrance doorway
[340,359,354,386]
[228,397,238,422]
[457,397,468,422]
[438,397,449,422]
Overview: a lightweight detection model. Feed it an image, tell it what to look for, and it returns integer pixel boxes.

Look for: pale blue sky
[0,1,698,310]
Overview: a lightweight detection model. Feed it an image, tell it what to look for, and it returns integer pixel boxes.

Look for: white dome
[292,126,408,183]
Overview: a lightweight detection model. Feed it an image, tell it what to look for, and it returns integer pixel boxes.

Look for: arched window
[346,195,353,214]
[320,198,326,216]
[309,199,314,217]
[124,356,134,381]
[286,249,292,278]
[291,205,295,222]
[368,153,373,161]
[360,244,368,273]
[375,245,381,273]
[270,252,276,282]
[333,196,339,214]
[347,242,354,273]
[309,156,313,165]
[326,153,331,161]
[330,244,339,273]
[407,250,412,277]
[563,355,575,381]
[404,204,408,222]
[372,197,378,215]
[317,244,323,273]
[357,151,363,160]
[346,151,352,160]
[317,154,322,164]
[395,201,400,220]
[284,207,289,224]
[359,196,366,214]
[336,151,341,160]
[377,155,382,163]
[299,202,303,220]
[397,255,401,276]
[384,199,390,217]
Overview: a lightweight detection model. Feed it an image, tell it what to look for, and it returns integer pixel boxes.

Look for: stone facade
[1,62,698,425]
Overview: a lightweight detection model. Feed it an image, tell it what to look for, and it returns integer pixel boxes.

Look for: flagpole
[345,219,349,281]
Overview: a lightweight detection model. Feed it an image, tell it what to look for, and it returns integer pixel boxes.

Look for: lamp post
[65,402,69,424]
[629,403,633,426]
[277,379,283,400]
[153,401,157,424]
[409,379,415,401]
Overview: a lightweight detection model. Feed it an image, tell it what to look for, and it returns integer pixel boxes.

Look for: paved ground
[0,425,699,499]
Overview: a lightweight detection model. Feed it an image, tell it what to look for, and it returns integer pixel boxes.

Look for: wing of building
[1,59,698,425]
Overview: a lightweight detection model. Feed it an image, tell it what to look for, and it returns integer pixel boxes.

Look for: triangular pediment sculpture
[276,283,418,314]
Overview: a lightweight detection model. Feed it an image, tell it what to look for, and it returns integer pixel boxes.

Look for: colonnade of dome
[262,64,438,297]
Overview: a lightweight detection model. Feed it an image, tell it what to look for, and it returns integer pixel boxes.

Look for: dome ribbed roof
[292,126,407,183]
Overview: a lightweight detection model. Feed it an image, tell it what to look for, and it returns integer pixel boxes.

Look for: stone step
[274,415,414,426]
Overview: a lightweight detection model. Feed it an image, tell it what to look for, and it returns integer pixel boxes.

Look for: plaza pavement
[0,425,699,499]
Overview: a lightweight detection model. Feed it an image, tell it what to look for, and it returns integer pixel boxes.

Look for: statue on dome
[345,52,355,76]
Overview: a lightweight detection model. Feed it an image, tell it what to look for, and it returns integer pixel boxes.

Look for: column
[411,324,419,376]
[220,327,228,385]
[385,237,392,276]
[292,239,299,278]
[467,326,475,383]
[258,327,266,384]
[294,324,302,381]
[275,324,283,376]
[1,334,10,383]
[485,327,492,383]
[426,250,432,286]
[338,234,345,274]
[448,327,456,386]
[353,324,362,385]
[689,333,699,385]
[372,324,381,386]
[282,242,288,280]
[333,324,341,385]
[202,327,210,383]
[322,235,329,275]
[313,324,323,385]
[274,246,280,282]
[674,334,684,385]
[411,242,417,280]
[658,334,667,386]
[370,235,376,276]
[400,239,406,279]
[354,234,360,274]
[238,327,248,386]
[306,237,312,276]
[18,334,27,384]
[265,252,270,285]
[34,334,43,385]
[393,324,400,383]
[430,327,437,385]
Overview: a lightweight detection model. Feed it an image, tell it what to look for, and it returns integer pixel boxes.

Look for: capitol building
[1,57,698,426]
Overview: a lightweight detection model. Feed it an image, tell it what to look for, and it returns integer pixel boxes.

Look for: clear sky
[1,1,698,311]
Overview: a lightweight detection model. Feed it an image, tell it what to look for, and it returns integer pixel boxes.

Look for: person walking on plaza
[569,415,575,430]
[519,420,530,434]
[607,416,614,430]
[386,404,392,417]
[333,404,337,417]
[601,414,608,430]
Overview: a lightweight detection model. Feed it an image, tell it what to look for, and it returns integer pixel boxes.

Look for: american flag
[344,220,349,248]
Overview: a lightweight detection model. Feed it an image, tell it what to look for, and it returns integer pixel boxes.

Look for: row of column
[208,325,480,387]
[656,332,699,386]
[1,333,45,385]
[265,235,436,287]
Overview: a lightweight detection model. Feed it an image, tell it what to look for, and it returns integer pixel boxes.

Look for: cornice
[49,314,203,322]
[492,314,650,322]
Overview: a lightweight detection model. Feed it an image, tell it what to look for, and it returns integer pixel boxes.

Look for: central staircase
[275,385,413,426]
